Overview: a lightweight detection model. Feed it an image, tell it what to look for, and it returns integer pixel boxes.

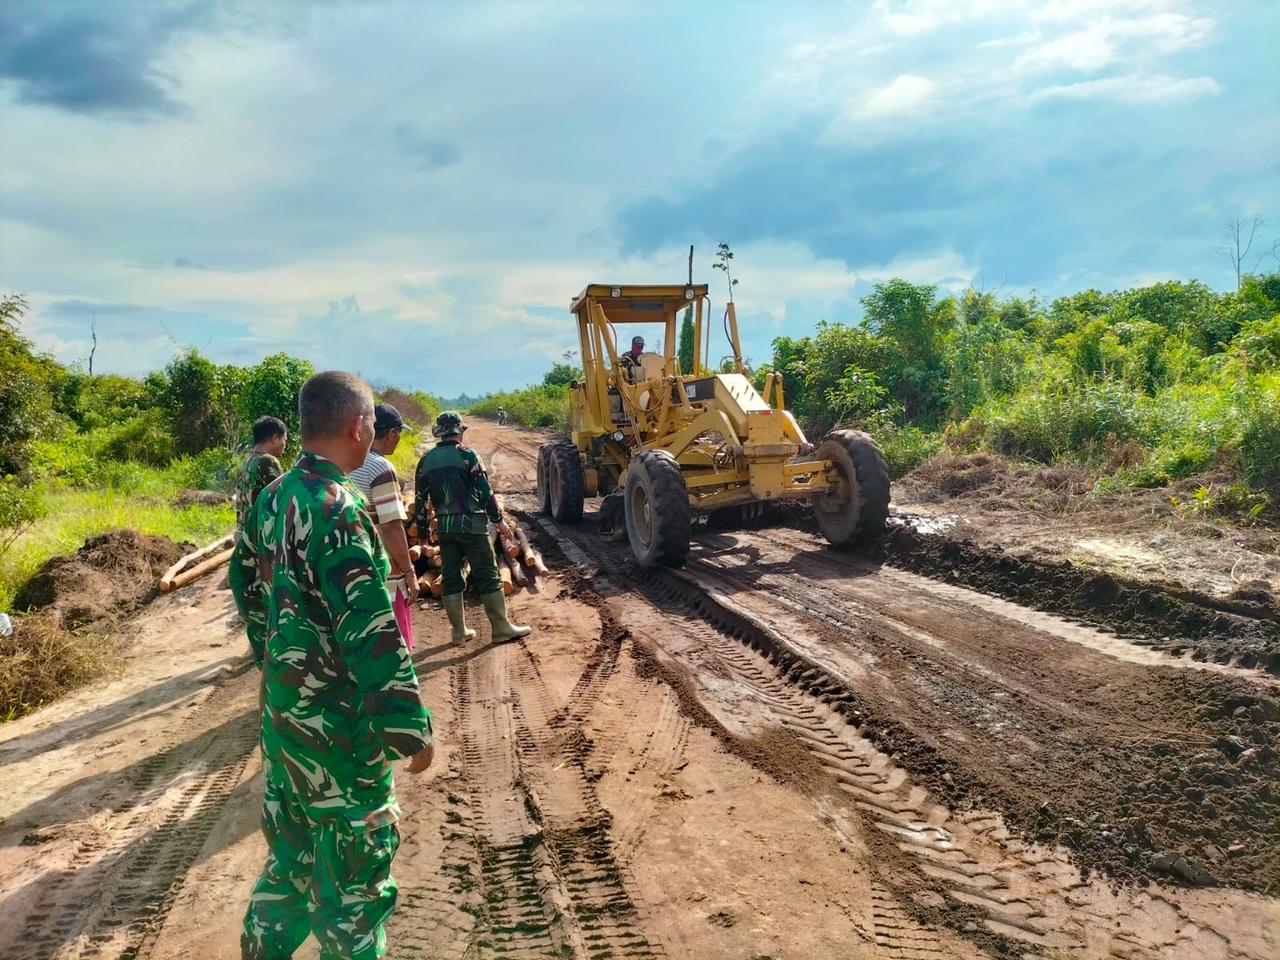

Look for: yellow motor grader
[537,283,890,567]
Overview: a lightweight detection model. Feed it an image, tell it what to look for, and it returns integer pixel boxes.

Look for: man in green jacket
[230,371,433,960]
[414,411,531,643]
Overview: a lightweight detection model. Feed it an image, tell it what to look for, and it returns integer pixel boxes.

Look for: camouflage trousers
[439,531,502,596]
[242,777,401,960]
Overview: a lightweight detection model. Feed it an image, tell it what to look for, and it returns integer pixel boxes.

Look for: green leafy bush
[470,384,571,431]
[235,353,314,454]
[173,448,243,493]
[98,410,177,466]
[0,476,45,557]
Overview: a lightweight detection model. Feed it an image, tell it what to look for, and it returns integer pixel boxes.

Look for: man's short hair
[299,371,374,440]
[252,415,287,445]
[632,336,644,346]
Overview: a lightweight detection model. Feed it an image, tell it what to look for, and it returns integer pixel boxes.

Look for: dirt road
[2,421,1277,959]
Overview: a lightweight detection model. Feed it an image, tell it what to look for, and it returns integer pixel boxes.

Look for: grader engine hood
[685,373,806,457]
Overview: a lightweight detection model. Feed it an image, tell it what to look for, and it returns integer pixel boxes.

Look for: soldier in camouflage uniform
[230,372,433,960]
[234,415,287,536]
[414,411,531,643]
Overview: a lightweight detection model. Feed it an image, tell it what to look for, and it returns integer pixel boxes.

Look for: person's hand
[408,545,422,561]
[406,743,434,774]
[402,568,419,603]
[497,520,514,541]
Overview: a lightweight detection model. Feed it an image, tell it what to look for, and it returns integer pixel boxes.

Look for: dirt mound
[899,452,1097,509]
[879,523,1280,673]
[173,488,231,507]
[13,529,189,630]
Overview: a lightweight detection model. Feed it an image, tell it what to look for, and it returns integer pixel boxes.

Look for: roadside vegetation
[472,273,1280,524]
[469,355,579,431]
[0,294,440,613]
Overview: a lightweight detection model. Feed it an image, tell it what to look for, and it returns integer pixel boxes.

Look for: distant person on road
[230,371,433,960]
[620,335,645,382]
[350,403,418,650]
[497,407,508,426]
[234,416,286,536]
[414,411,530,644]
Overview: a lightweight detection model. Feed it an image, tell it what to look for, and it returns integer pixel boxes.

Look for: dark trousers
[439,532,502,596]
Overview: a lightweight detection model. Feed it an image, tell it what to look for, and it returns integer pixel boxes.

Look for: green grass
[1,483,234,612]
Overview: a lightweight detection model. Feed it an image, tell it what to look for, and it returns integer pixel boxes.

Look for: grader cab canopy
[539,282,890,567]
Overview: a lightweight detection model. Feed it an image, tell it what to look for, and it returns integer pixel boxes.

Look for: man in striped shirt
[350,404,418,646]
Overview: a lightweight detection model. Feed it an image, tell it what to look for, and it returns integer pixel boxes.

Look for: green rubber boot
[442,592,477,643]
[481,590,531,642]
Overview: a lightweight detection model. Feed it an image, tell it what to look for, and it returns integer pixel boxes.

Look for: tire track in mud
[8,668,260,960]
[441,616,664,959]
[530,513,1276,960]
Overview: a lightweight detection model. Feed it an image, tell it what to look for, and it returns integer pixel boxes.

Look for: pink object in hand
[392,587,414,651]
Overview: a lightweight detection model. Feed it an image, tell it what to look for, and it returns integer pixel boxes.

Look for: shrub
[173,448,243,493]
[0,294,53,475]
[0,476,45,558]
[98,410,177,466]
[378,386,441,429]
[470,384,571,432]
[1240,378,1280,492]
[876,424,944,479]
[157,348,242,455]
[235,353,313,454]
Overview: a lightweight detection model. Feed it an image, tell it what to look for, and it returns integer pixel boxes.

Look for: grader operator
[537,283,890,567]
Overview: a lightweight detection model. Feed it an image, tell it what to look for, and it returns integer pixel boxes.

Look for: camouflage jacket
[234,451,283,535]
[414,441,501,536]
[230,451,432,821]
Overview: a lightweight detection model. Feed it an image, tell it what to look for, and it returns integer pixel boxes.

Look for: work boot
[481,590,532,642]
[442,593,476,643]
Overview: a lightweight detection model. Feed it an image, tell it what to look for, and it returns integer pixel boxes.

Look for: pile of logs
[493,509,550,595]
[159,533,235,592]
[405,494,548,598]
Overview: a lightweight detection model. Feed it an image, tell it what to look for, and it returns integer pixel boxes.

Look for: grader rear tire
[536,444,553,515]
[813,430,890,548]
[625,450,691,568]
[548,442,585,523]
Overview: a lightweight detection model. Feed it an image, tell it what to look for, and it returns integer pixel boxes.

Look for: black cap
[374,403,404,434]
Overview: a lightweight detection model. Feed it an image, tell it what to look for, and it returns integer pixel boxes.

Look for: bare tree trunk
[1215,217,1265,291]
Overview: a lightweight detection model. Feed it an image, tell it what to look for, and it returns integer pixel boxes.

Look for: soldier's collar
[295,450,348,481]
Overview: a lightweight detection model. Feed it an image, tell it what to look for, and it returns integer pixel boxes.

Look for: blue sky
[2,0,1277,396]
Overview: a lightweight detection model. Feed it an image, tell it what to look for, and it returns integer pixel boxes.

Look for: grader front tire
[536,444,553,515]
[548,442,585,523]
[624,450,691,568]
[813,430,890,548]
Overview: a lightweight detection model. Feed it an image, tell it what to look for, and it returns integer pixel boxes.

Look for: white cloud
[1014,25,1116,72]
[1031,73,1222,104]
[851,250,978,292]
[861,74,938,118]
[873,0,1008,36]
[1014,10,1214,74]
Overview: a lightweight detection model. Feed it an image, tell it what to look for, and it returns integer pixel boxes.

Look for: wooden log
[505,553,527,588]
[525,549,550,577]
[420,569,442,598]
[160,533,234,591]
[514,527,537,564]
[163,548,234,592]
[498,529,519,558]
[499,563,514,596]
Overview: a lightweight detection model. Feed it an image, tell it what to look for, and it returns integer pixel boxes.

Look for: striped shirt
[350,451,407,525]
